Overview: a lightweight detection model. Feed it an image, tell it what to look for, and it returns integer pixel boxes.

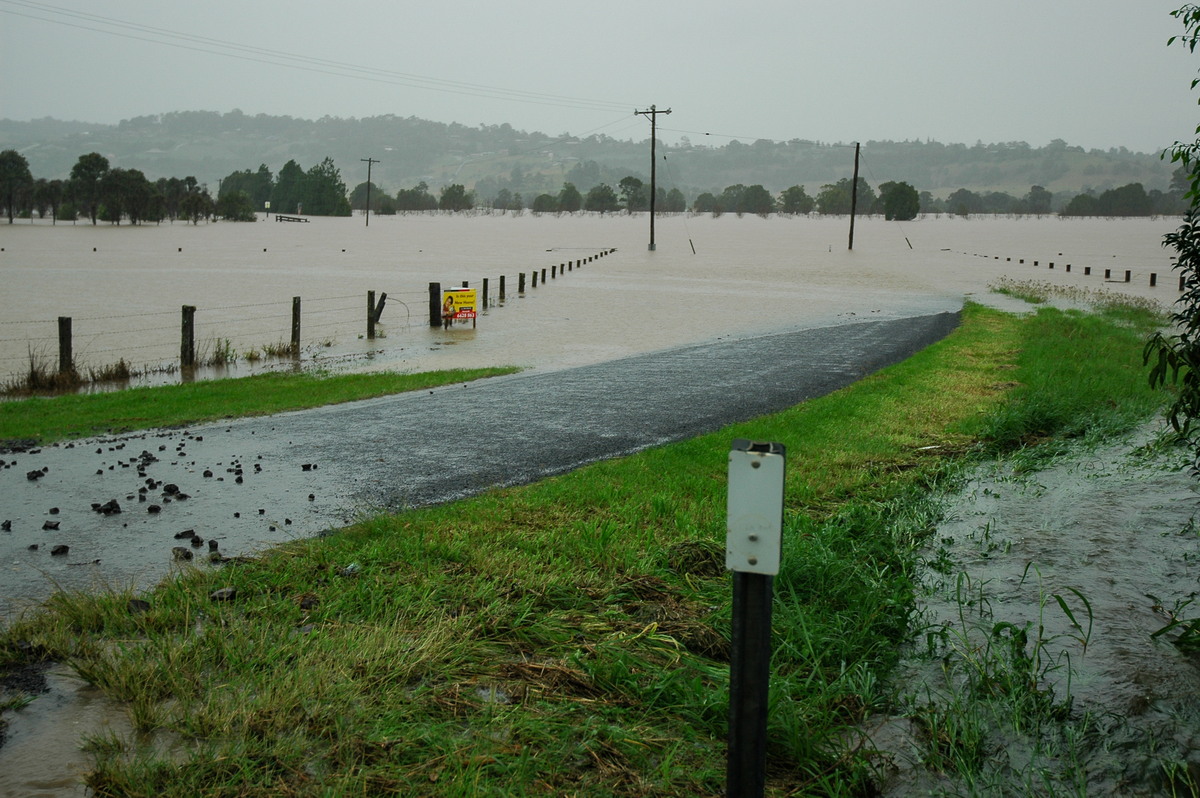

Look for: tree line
[0,149,217,225]
[3,147,1190,225]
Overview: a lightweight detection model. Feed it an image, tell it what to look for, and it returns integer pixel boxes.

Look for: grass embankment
[0,367,520,445]
[0,302,1168,796]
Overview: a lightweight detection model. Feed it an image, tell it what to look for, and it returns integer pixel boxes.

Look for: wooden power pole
[635,105,671,251]
[361,157,379,226]
[848,143,860,250]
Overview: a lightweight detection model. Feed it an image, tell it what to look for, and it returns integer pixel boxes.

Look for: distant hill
[0,111,1176,206]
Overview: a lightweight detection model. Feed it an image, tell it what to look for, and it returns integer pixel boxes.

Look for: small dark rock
[301,463,313,472]
[163,483,180,495]
[235,476,243,484]
[48,507,59,515]
[258,509,265,515]
[42,521,59,531]
[96,469,103,475]
[234,512,240,518]
[297,594,319,611]
[171,547,193,561]
[147,504,162,514]
[1,520,10,531]
[26,469,44,481]
[208,539,218,551]
[210,587,237,602]
[308,494,315,501]
[27,543,38,551]
[203,470,213,478]
[190,535,204,548]
[50,544,68,556]
[173,529,196,540]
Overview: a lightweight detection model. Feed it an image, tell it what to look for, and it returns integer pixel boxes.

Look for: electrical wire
[0,0,638,114]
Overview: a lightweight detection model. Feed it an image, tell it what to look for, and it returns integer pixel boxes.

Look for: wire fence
[0,249,616,388]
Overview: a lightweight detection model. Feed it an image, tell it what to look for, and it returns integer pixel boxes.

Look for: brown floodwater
[0,213,1179,386]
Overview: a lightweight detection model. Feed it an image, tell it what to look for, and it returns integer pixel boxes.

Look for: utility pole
[635,105,671,251]
[361,157,379,227]
[848,143,860,250]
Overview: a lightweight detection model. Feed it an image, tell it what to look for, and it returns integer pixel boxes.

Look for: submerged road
[1,311,959,622]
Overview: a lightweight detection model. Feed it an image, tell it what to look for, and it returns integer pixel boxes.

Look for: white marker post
[725,439,785,798]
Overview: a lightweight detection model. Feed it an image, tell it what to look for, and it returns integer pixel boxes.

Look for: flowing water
[867,430,1200,796]
[0,213,1192,796]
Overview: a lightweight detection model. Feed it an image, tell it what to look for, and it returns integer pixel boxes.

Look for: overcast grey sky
[1,0,1196,153]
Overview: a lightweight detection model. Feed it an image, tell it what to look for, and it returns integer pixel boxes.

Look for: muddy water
[869,429,1200,796]
[0,214,1179,384]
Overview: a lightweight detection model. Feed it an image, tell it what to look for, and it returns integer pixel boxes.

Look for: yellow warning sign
[442,288,477,321]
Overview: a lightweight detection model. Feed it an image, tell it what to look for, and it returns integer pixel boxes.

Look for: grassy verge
[0,367,520,445]
[0,301,1168,796]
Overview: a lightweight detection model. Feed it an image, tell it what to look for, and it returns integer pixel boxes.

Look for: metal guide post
[726,438,785,798]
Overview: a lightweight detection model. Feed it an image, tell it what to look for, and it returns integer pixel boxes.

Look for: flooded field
[0,213,1181,385]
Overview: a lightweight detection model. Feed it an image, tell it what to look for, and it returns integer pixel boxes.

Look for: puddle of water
[867,427,1200,796]
[0,664,131,797]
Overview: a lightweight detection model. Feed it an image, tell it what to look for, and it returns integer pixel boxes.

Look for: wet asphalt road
[1,311,958,622]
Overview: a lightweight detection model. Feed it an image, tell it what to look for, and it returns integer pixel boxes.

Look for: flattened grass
[0,302,1169,796]
[0,367,519,445]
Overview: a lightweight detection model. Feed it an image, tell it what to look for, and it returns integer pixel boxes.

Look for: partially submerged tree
[1147,4,1200,467]
[0,149,33,223]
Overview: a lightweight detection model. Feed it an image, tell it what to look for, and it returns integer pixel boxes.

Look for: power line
[0,0,637,114]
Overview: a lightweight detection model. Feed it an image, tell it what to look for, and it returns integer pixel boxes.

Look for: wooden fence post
[181,305,196,368]
[429,282,441,327]
[57,316,72,374]
[367,290,376,339]
[541,268,547,283]
[532,271,538,288]
[482,277,489,309]
[1151,273,1158,287]
[1125,270,1131,283]
[291,297,301,355]
[500,275,506,301]
[519,273,526,293]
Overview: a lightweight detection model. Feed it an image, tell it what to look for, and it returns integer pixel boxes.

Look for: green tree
[1023,185,1053,215]
[779,185,815,215]
[350,181,389,212]
[816,178,874,215]
[664,188,686,213]
[271,160,305,214]
[491,188,514,211]
[216,190,256,221]
[303,157,351,216]
[740,184,776,216]
[396,182,437,212]
[693,192,719,214]
[69,152,109,225]
[221,165,273,209]
[557,182,582,213]
[946,188,983,217]
[1146,4,1200,469]
[1060,193,1100,216]
[531,193,558,213]
[877,181,920,221]
[438,183,474,212]
[618,176,646,212]
[584,183,620,213]
[0,149,33,222]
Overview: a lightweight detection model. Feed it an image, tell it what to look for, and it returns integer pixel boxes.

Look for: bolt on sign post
[725,439,786,798]
[441,287,478,329]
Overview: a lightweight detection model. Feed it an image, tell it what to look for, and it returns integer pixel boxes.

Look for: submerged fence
[0,248,616,387]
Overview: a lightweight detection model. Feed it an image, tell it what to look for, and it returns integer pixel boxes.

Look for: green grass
[0,367,520,445]
[0,301,1170,796]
